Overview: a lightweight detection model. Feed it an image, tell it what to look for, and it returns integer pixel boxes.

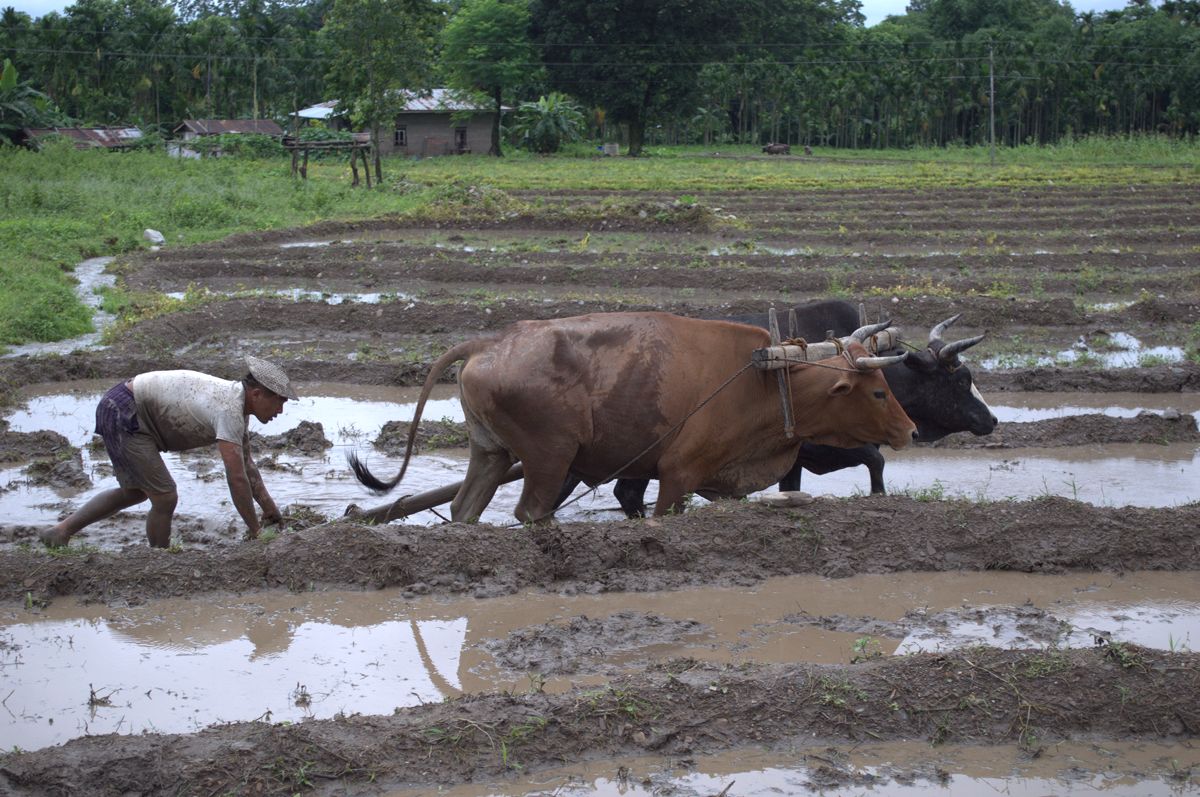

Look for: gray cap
[245,355,298,400]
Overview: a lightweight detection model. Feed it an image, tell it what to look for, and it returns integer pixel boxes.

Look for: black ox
[567,300,997,517]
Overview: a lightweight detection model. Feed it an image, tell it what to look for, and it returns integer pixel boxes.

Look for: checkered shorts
[95,381,139,474]
[94,381,176,494]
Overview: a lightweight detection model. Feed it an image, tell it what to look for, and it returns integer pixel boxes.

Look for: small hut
[169,119,284,158]
[294,89,499,157]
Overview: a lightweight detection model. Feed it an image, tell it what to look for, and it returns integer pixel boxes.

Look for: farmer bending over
[39,356,298,548]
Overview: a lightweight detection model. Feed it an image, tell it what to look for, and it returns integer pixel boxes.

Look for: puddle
[895,601,1198,653]
[380,743,1199,796]
[2,571,1196,751]
[983,332,1187,369]
[2,257,115,359]
[279,239,353,248]
[991,391,1200,423]
[2,386,1199,541]
[820,443,1200,506]
[162,287,413,304]
[434,242,497,254]
[0,381,613,534]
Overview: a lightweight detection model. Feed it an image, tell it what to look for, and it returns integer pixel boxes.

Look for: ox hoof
[758,491,814,508]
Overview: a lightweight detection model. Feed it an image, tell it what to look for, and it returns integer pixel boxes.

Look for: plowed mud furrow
[2,180,1198,796]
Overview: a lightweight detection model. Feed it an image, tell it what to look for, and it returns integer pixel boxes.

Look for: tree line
[2,0,1198,156]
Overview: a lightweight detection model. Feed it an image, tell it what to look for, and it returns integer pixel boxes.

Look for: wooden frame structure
[283,135,373,187]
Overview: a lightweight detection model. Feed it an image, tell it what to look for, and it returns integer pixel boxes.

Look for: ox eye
[873,389,886,399]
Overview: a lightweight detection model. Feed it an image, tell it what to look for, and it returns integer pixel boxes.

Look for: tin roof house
[173,119,284,138]
[295,89,500,157]
[22,126,144,150]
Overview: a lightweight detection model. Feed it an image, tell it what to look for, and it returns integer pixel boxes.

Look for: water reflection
[2,571,1197,752]
[395,745,1199,797]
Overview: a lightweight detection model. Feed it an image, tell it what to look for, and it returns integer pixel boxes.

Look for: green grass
[638,133,1200,167]
[0,140,425,346]
[2,135,1198,346]
[402,144,1199,193]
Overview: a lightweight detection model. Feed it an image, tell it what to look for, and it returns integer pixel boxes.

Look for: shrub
[190,132,285,158]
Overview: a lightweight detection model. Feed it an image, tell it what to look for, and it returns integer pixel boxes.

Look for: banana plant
[0,59,65,145]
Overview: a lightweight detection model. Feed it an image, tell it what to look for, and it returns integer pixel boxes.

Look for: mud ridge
[931,412,1200,448]
[3,498,1198,606]
[1,647,1195,796]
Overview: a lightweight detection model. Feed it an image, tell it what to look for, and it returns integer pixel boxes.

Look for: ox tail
[348,339,480,496]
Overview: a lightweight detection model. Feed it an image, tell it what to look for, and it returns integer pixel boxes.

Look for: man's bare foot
[39,528,69,548]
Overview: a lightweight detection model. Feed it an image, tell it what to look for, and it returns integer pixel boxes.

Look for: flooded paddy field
[0,182,1198,795]
[2,385,1198,552]
[4,570,1199,750]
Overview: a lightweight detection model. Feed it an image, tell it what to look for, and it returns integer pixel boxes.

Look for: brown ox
[762,143,790,155]
[350,312,916,522]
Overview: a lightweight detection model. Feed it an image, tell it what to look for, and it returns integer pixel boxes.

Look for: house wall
[383,112,495,156]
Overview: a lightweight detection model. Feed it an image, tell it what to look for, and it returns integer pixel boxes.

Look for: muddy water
[2,386,1199,542]
[163,287,413,304]
[0,381,474,532]
[385,743,1199,796]
[2,571,1196,751]
[822,443,1200,505]
[981,331,1187,369]
[993,391,1200,422]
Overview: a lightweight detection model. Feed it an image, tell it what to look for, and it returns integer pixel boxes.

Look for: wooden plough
[345,464,525,523]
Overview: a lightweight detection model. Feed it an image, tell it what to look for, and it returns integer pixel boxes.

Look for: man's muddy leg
[40,487,147,547]
[145,490,178,548]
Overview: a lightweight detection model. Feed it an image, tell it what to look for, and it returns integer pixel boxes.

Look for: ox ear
[827,376,854,396]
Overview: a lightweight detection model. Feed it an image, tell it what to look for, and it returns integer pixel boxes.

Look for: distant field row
[2,139,1198,348]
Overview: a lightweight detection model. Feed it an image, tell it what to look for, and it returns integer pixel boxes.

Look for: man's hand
[261,504,284,528]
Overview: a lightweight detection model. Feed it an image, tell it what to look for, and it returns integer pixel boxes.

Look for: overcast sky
[4,0,1141,31]
[862,0,1135,24]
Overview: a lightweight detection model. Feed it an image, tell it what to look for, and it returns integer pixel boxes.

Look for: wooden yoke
[751,326,903,371]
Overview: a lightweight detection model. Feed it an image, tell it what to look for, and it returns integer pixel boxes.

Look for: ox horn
[928,313,962,345]
[855,353,907,370]
[938,333,986,362]
[849,320,892,343]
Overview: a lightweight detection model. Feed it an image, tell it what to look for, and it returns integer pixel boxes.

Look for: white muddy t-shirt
[130,371,247,452]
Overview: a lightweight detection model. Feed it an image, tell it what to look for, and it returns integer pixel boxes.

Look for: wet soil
[930,410,1200,448]
[0,426,75,464]
[1,182,1199,795]
[3,494,1200,604]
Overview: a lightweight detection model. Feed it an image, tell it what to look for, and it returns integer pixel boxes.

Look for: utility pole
[989,44,996,167]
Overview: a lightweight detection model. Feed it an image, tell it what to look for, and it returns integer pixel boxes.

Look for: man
[39,356,298,548]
